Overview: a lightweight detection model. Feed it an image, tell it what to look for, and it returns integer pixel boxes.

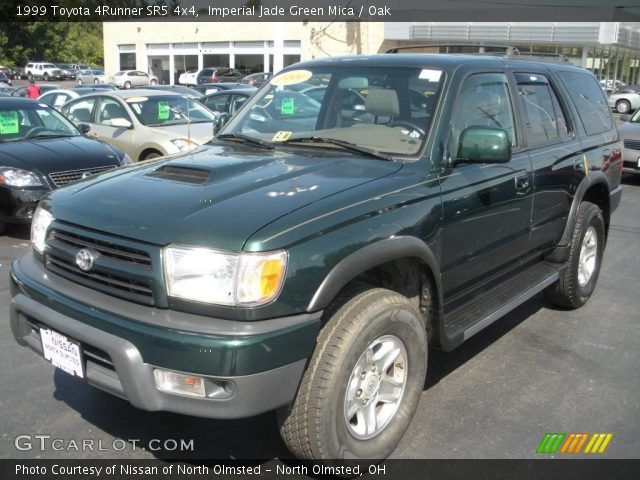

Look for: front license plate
[40,329,84,378]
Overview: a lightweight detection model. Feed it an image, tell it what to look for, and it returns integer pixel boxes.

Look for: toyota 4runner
[10,53,623,460]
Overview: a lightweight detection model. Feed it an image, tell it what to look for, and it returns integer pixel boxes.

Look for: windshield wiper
[216,133,274,150]
[280,136,391,160]
[28,133,76,139]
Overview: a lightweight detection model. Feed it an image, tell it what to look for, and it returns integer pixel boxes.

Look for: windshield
[124,95,217,126]
[0,102,80,142]
[222,65,443,156]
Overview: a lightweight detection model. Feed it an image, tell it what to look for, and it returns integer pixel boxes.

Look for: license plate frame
[40,328,84,379]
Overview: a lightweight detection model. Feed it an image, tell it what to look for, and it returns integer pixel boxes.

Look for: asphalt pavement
[0,176,638,463]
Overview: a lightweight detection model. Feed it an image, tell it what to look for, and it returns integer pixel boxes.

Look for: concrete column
[272,22,284,73]
[169,45,174,85]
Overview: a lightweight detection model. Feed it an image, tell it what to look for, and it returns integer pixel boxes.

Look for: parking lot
[0,171,638,462]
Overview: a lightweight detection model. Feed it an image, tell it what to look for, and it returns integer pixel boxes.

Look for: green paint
[158,101,170,120]
[536,433,565,453]
[281,97,295,115]
[0,111,19,134]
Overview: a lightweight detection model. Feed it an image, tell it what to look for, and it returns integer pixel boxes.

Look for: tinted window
[558,71,612,136]
[448,73,516,157]
[204,94,229,113]
[516,74,570,148]
[63,97,97,123]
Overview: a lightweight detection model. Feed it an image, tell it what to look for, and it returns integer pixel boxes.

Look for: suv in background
[196,67,243,84]
[10,53,622,461]
[24,62,64,81]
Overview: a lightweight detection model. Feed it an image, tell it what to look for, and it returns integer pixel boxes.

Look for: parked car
[77,69,106,85]
[9,54,623,462]
[11,84,62,97]
[242,71,272,87]
[38,86,115,111]
[0,72,12,86]
[0,85,16,96]
[615,111,640,174]
[11,67,26,80]
[177,67,244,86]
[0,97,131,235]
[108,70,158,89]
[134,84,203,100]
[24,62,64,81]
[199,89,254,117]
[0,66,15,81]
[192,82,256,95]
[55,63,77,80]
[607,85,640,113]
[61,90,217,161]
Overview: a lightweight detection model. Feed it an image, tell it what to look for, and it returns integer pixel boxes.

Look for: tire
[43,73,49,82]
[94,78,99,84]
[279,287,428,460]
[150,79,157,85]
[27,73,33,81]
[544,201,605,309]
[616,100,631,114]
[124,81,131,89]
[78,79,83,85]
[142,151,162,160]
[0,222,6,236]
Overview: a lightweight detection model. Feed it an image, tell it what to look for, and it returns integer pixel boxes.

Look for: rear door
[438,71,534,297]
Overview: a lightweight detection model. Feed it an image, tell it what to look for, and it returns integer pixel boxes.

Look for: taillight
[211,74,218,83]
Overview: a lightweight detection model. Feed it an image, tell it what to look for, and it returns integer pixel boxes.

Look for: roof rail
[385,44,520,55]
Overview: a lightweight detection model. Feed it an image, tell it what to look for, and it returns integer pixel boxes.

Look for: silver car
[608,85,640,114]
[109,70,158,89]
[77,69,106,85]
[617,111,640,174]
[61,89,217,161]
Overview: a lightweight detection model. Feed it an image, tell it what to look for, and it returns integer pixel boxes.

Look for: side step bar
[442,262,563,349]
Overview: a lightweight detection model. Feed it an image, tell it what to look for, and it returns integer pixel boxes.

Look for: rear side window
[558,71,612,136]
[516,73,570,148]
[63,98,97,124]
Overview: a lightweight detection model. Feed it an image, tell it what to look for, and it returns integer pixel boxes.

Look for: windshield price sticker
[270,69,312,86]
[419,69,442,82]
[272,131,292,142]
[0,111,19,135]
[158,101,170,120]
[281,98,295,115]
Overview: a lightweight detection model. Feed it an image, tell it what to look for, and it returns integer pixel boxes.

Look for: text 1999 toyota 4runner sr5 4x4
[10,52,622,460]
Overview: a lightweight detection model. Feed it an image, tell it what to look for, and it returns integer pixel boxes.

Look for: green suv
[10,53,623,460]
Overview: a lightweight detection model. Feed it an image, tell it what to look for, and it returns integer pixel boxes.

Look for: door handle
[515,174,530,191]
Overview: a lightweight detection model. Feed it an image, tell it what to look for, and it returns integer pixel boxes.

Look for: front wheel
[124,81,131,89]
[279,288,427,460]
[94,78,99,84]
[150,79,157,85]
[616,100,631,114]
[545,201,605,309]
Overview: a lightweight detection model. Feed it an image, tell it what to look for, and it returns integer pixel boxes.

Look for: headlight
[164,246,287,306]
[171,139,198,152]
[0,167,43,187]
[120,153,134,166]
[31,206,54,254]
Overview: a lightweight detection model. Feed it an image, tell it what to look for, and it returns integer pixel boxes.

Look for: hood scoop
[146,165,211,185]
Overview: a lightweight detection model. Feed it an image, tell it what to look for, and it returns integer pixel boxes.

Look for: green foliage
[0,22,103,67]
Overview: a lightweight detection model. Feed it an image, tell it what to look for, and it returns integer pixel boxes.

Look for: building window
[119,53,136,71]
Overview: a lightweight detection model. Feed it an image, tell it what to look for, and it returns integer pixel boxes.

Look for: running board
[442,262,562,348]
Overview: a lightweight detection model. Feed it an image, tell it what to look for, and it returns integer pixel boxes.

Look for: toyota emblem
[75,249,98,272]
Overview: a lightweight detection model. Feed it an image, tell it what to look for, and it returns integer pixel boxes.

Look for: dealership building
[103,22,640,86]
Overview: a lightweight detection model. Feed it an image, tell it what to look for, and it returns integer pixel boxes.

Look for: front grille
[49,165,117,188]
[45,226,157,306]
[623,139,640,151]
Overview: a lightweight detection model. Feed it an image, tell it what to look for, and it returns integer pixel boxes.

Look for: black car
[0,98,131,234]
[55,64,77,80]
[199,89,253,116]
[192,82,256,95]
[0,72,12,86]
[196,67,243,85]
[242,72,272,87]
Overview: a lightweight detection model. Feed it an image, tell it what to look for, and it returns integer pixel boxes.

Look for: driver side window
[448,73,516,160]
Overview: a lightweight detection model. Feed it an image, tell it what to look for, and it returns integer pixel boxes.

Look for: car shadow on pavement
[425,294,544,389]
[5,224,30,241]
[621,172,640,186]
[52,371,290,460]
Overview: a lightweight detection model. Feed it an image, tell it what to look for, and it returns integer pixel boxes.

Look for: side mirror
[110,118,133,129]
[77,123,91,134]
[455,126,511,165]
[620,114,631,122]
[213,112,230,135]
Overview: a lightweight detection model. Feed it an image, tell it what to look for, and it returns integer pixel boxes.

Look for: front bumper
[0,186,49,223]
[10,253,321,419]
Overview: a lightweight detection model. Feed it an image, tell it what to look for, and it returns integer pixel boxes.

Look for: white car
[109,70,158,89]
[178,70,199,86]
[608,86,640,114]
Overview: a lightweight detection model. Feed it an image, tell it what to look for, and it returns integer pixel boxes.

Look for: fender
[307,236,443,312]
[547,171,609,262]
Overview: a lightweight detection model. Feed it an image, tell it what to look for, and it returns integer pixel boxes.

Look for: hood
[145,122,215,145]
[45,144,403,251]
[617,121,640,138]
[0,136,121,177]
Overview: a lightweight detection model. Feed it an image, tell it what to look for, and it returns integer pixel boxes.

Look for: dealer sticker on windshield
[158,101,170,120]
[0,111,19,135]
[281,98,295,115]
[272,131,292,142]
